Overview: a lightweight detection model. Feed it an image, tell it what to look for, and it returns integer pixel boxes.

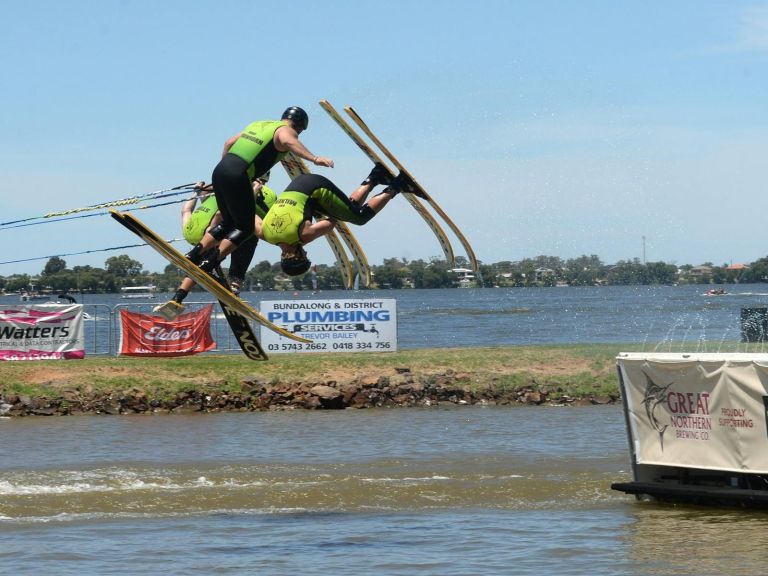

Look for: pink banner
[0,304,86,361]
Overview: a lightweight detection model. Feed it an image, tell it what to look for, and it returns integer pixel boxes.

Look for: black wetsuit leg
[287,173,376,225]
[228,235,258,279]
[211,154,256,236]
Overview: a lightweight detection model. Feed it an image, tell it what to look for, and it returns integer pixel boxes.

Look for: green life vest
[228,120,288,180]
[183,186,277,245]
[261,191,308,246]
[183,196,219,245]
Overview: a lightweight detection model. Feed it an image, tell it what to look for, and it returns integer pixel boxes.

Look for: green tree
[474,264,492,288]
[606,259,644,285]
[42,256,67,277]
[564,255,605,286]
[531,255,565,270]
[517,259,539,286]
[711,266,727,284]
[69,265,110,293]
[372,259,406,289]
[5,274,31,292]
[317,265,344,290]
[742,258,768,283]
[373,266,404,289]
[246,260,277,291]
[645,261,678,284]
[407,259,426,288]
[409,260,455,288]
[453,255,470,269]
[105,255,143,277]
[606,259,677,285]
[494,261,515,275]
[151,263,185,292]
[45,271,77,293]
[290,275,306,290]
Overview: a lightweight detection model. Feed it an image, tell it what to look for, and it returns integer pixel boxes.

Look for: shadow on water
[621,503,768,576]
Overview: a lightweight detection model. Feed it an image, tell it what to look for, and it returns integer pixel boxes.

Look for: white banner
[0,303,86,360]
[259,298,397,354]
[618,353,768,474]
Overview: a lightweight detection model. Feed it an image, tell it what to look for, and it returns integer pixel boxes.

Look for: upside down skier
[258,166,416,276]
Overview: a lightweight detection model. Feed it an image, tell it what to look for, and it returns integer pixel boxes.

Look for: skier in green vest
[154,106,331,320]
[153,175,278,320]
[259,167,416,276]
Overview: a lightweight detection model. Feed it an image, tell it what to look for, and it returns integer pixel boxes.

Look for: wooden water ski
[280,153,371,288]
[344,104,480,274]
[110,209,311,344]
[319,99,457,267]
[113,212,268,359]
[210,265,268,361]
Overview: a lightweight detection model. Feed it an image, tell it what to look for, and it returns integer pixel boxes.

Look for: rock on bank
[0,366,618,417]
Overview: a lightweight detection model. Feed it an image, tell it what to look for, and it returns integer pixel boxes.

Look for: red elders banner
[119,304,216,357]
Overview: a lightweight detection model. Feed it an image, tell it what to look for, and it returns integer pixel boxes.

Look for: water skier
[154,106,332,319]
[152,176,277,320]
[259,167,415,276]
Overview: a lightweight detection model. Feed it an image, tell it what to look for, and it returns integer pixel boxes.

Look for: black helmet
[281,106,309,131]
[281,247,311,276]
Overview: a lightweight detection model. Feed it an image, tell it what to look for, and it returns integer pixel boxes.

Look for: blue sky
[2,0,768,276]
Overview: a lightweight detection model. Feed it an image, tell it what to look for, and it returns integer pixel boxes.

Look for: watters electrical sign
[259,298,397,354]
[0,304,86,360]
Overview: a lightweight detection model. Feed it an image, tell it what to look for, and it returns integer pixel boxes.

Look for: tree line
[1,253,766,295]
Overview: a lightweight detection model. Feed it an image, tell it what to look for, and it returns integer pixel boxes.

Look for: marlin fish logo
[641,371,673,451]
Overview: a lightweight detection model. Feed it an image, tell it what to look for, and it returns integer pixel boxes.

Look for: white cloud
[737,6,768,51]
[709,5,768,54]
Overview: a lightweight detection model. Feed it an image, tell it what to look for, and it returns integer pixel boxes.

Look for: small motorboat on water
[23,294,93,319]
[705,288,728,296]
[19,291,47,302]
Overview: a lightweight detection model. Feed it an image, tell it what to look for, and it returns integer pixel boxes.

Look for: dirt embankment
[0,347,622,416]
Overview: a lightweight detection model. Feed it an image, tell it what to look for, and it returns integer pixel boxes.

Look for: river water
[3,285,768,574]
[4,283,768,352]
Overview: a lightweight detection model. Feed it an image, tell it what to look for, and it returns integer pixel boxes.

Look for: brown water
[1,406,767,575]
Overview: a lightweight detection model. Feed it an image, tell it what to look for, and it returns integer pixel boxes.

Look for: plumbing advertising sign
[259,298,397,354]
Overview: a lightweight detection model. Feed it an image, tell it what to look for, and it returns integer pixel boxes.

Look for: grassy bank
[0,345,626,395]
[0,344,628,408]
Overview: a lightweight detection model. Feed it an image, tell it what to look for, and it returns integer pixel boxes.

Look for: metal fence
[82,301,244,357]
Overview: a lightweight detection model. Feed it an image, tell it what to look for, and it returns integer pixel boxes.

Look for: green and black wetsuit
[211,120,287,238]
[262,174,377,246]
[184,185,277,279]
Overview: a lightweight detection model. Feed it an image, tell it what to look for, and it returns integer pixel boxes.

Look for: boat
[19,291,47,302]
[120,285,157,299]
[50,295,92,319]
[451,267,476,288]
[705,288,727,296]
